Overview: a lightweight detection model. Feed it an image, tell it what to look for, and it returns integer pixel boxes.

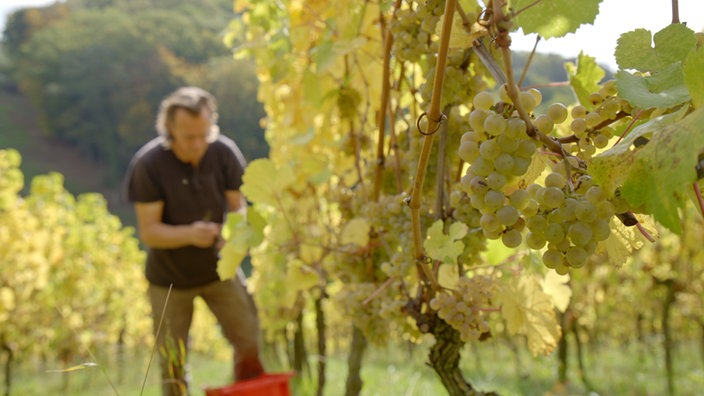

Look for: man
[125,86,264,395]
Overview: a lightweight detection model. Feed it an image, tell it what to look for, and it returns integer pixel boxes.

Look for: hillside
[0,89,135,224]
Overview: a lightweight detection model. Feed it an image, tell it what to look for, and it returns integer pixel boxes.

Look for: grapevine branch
[409,0,459,290]
[373,0,403,202]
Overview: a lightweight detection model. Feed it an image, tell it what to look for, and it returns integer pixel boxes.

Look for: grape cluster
[522,172,614,274]
[429,275,495,343]
[457,90,539,247]
[456,85,626,272]
[390,0,442,63]
[564,80,633,160]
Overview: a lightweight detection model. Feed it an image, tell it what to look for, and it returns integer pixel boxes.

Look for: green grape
[571,105,587,119]
[539,186,565,209]
[599,79,617,96]
[484,189,506,211]
[497,134,519,153]
[526,214,547,232]
[585,111,602,128]
[484,113,507,136]
[525,231,547,249]
[468,109,488,132]
[585,186,606,203]
[473,91,495,110]
[493,153,515,175]
[515,139,537,159]
[588,92,604,106]
[511,157,531,176]
[527,88,542,108]
[544,172,566,189]
[458,141,480,163]
[526,183,542,198]
[501,229,523,248]
[471,157,493,176]
[574,200,597,223]
[567,222,593,246]
[486,171,507,190]
[534,114,554,134]
[565,246,588,268]
[592,133,610,149]
[521,199,539,217]
[596,200,615,218]
[468,175,488,195]
[508,189,531,210]
[518,91,537,113]
[496,205,520,226]
[591,218,611,241]
[506,118,527,139]
[554,263,570,275]
[546,103,568,124]
[570,118,588,137]
[544,223,565,243]
[479,139,501,160]
[542,249,563,269]
[461,131,480,143]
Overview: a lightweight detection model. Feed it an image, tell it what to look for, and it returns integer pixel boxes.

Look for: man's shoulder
[132,137,169,164]
[211,134,247,165]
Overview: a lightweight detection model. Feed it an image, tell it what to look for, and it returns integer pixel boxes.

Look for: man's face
[169,107,211,165]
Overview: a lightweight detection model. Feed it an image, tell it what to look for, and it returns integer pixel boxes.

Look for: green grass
[7,337,704,396]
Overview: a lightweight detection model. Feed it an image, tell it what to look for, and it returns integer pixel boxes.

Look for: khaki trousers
[147,271,262,396]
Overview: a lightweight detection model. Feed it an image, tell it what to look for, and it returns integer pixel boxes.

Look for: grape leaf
[240,158,296,206]
[218,209,267,280]
[566,53,605,110]
[424,220,467,265]
[683,46,704,109]
[483,238,513,266]
[615,24,697,72]
[498,274,561,356]
[615,64,691,109]
[540,271,571,313]
[285,259,320,294]
[511,0,601,39]
[341,218,370,246]
[591,106,704,234]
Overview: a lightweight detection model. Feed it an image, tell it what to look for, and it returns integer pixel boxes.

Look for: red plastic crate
[204,372,295,396]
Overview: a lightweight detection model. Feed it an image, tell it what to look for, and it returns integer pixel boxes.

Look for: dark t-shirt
[125,135,246,288]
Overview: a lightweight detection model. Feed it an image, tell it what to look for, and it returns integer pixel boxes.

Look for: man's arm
[225,190,247,214]
[135,201,220,249]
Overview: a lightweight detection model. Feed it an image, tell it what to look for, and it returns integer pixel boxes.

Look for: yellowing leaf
[498,274,561,356]
[540,271,572,313]
[441,12,487,49]
[483,238,514,266]
[424,220,467,265]
[591,106,704,234]
[341,218,370,246]
[241,158,296,206]
[437,264,460,289]
[683,46,704,109]
[286,259,320,293]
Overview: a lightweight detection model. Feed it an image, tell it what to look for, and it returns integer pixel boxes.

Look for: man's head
[155,86,220,164]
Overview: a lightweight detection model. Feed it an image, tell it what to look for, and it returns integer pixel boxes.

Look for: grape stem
[409,0,460,291]
[362,276,396,305]
[556,111,629,145]
[373,0,403,202]
[614,109,644,145]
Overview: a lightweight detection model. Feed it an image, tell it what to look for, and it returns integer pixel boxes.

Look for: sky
[1,0,703,70]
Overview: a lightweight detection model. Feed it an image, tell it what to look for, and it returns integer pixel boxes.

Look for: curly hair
[155,86,220,148]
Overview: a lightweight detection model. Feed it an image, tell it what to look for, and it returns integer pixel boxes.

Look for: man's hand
[190,221,221,248]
